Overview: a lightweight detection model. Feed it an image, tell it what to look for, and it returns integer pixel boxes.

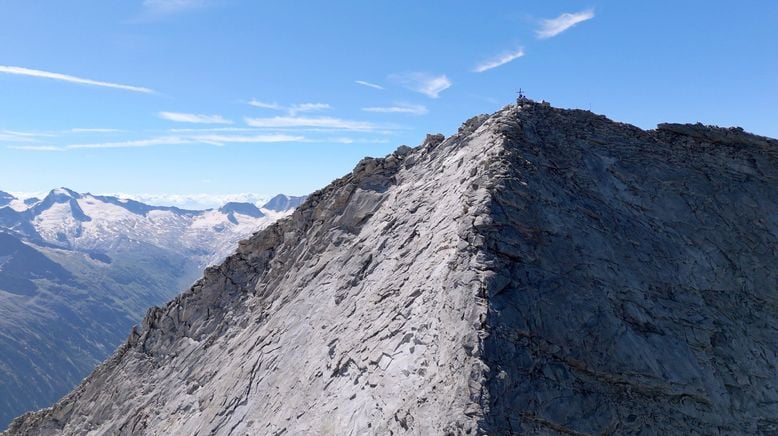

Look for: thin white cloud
[536,9,595,39]
[244,116,378,131]
[288,103,331,116]
[70,128,124,133]
[158,111,233,124]
[355,80,384,90]
[0,131,47,142]
[248,100,283,110]
[1,129,55,138]
[64,133,303,149]
[362,103,428,115]
[390,73,452,98]
[324,137,391,144]
[7,145,65,152]
[248,100,332,116]
[189,134,304,146]
[167,127,262,133]
[473,47,525,73]
[66,136,191,149]
[0,65,155,93]
[143,0,206,14]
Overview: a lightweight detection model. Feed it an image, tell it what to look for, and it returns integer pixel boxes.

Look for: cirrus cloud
[473,47,525,73]
[362,103,428,116]
[0,65,155,93]
[158,111,233,124]
[247,100,331,116]
[355,80,384,90]
[244,116,379,131]
[536,9,595,39]
[390,72,452,99]
[143,0,207,14]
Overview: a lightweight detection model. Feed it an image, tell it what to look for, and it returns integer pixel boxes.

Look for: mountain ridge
[7,100,778,434]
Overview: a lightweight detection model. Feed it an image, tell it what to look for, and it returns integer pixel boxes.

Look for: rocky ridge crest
[6,101,778,435]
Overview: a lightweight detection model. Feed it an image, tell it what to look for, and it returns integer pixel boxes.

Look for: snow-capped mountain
[0,191,30,212]
[1,188,295,269]
[0,188,304,429]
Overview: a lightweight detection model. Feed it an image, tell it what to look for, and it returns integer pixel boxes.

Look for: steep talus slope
[6,102,778,435]
[479,104,778,434]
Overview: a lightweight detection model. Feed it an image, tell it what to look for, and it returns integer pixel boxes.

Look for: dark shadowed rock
[219,202,264,218]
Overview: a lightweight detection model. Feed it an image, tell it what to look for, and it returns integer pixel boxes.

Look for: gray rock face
[480,105,778,434]
[262,194,308,212]
[6,102,778,435]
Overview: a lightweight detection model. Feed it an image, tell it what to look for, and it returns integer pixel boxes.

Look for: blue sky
[0,1,776,207]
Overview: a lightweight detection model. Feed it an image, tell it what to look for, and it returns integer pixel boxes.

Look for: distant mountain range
[0,188,306,428]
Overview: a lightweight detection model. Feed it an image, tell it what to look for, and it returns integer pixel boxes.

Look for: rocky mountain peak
[261,194,308,212]
[45,187,81,201]
[0,191,14,207]
[218,202,264,218]
[6,101,778,435]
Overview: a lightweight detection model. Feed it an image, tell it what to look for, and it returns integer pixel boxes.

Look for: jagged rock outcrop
[262,194,308,212]
[6,101,778,435]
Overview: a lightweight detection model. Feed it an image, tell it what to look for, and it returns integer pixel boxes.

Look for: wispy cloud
[70,128,124,133]
[324,137,391,145]
[167,127,261,133]
[244,116,379,131]
[288,103,331,116]
[390,72,452,98]
[188,134,304,146]
[248,100,283,110]
[64,133,302,149]
[473,47,525,73]
[158,111,233,124]
[66,136,191,149]
[247,100,331,116]
[2,130,55,138]
[143,0,207,14]
[362,103,428,116]
[7,128,395,151]
[536,9,595,39]
[0,130,53,142]
[7,145,65,152]
[0,65,155,93]
[355,80,384,90]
